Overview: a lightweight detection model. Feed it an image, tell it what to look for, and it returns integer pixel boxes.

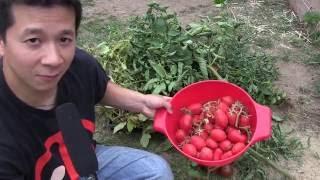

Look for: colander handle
[251,103,272,144]
[153,108,167,135]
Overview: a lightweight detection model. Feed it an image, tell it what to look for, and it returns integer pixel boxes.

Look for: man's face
[0,4,76,92]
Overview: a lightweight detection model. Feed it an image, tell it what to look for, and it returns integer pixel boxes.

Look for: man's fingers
[162,97,173,114]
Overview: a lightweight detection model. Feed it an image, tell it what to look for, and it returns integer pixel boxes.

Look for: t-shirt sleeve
[74,48,110,104]
[92,58,110,104]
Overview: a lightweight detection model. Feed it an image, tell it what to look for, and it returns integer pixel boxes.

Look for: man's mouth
[37,73,60,81]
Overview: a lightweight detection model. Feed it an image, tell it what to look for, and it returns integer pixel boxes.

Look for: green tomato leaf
[272,114,284,122]
[140,133,151,148]
[127,119,136,133]
[113,122,127,134]
[152,82,166,94]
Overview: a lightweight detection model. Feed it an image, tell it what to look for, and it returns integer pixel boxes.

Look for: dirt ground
[82,0,320,179]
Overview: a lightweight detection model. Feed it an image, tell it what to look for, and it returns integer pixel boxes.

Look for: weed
[303,11,320,47]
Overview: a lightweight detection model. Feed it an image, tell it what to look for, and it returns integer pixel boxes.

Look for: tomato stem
[208,66,224,80]
[248,149,296,179]
[235,107,243,128]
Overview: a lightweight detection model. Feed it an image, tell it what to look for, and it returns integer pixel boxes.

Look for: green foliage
[303,11,320,47]
[97,3,285,105]
[235,123,303,179]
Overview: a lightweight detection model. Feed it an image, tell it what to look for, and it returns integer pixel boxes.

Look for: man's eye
[26,38,40,44]
[60,37,72,43]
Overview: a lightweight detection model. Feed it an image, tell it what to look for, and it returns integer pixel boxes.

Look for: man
[0,0,174,179]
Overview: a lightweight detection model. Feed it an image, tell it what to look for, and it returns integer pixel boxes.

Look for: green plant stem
[208,66,224,80]
[248,149,296,179]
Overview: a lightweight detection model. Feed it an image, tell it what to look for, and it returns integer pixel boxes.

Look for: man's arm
[99,81,172,118]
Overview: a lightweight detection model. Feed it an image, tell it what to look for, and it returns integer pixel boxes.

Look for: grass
[78,18,126,48]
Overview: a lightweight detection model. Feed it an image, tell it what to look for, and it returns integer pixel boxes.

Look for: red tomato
[182,144,197,157]
[239,115,250,127]
[206,138,218,149]
[227,111,237,127]
[198,147,213,160]
[226,127,236,135]
[187,103,202,115]
[204,123,214,132]
[221,96,234,106]
[221,151,233,159]
[219,140,233,152]
[232,142,246,154]
[214,109,228,129]
[179,114,192,131]
[218,102,229,112]
[192,115,201,124]
[218,165,234,177]
[199,131,209,140]
[228,129,246,143]
[175,129,186,143]
[190,136,206,151]
[213,148,223,160]
[210,129,226,142]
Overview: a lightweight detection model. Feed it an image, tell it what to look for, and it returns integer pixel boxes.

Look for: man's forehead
[9,5,76,35]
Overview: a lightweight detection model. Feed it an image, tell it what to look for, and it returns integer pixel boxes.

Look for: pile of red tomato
[175,96,252,161]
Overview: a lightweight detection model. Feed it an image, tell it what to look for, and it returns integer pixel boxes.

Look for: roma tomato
[182,144,197,157]
[206,138,218,149]
[199,131,209,140]
[219,140,233,152]
[221,96,234,106]
[210,129,226,142]
[218,165,234,177]
[213,148,223,160]
[227,111,237,127]
[175,129,186,143]
[232,142,246,154]
[204,123,214,132]
[239,115,250,127]
[192,115,201,124]
[179,114,192,131]
[190,136,206,151]
[228,130,246,143]
[221,151,233,160]
[198,147,213,160]
[187,103,202,115]
[218,102,229,112]
[214,109,228,129]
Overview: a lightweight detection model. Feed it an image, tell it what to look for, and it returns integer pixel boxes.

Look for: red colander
[153,80,272,167]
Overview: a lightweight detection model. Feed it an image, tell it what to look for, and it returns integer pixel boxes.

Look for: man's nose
[41,44,63,66]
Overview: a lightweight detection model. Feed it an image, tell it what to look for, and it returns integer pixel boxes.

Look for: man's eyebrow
[60,29,75,36]
[21,28,75,36]
[22,28,43,35]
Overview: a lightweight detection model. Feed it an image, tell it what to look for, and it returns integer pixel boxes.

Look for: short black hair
[0,0,82,41]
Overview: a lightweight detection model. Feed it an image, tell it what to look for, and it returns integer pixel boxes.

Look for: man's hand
[141,94,172,118]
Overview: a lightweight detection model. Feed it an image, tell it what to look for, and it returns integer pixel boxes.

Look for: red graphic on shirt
[35,119,95,180]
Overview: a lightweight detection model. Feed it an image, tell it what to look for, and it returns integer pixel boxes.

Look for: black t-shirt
[0,48,109,180]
